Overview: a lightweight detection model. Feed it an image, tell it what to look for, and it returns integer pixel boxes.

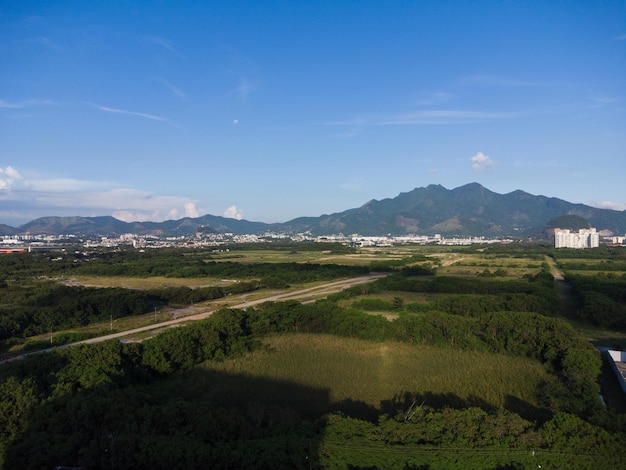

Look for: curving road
[2,273,387,363]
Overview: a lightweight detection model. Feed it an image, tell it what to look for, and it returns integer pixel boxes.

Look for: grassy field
[199,333,550,416]
[433,252,543,278]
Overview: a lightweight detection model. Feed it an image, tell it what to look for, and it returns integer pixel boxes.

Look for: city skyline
[2,1,625,226]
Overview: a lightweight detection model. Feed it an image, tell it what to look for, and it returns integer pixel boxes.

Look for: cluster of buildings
[0,231,518,250]
[554,228,600,249]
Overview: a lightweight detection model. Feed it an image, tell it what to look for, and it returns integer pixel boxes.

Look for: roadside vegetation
[1,241,625,468]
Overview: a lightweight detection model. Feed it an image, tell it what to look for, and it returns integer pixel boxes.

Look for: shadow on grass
[3,368,332,469]
[3,366,552,469]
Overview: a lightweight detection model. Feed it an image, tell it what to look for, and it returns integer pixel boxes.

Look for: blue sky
[1,1,625,226]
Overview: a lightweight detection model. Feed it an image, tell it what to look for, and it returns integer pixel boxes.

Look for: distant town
[1,227,625,252]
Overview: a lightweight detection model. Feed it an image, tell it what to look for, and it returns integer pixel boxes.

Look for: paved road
[2,273,386,363]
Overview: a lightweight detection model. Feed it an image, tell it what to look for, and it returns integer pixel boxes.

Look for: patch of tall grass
[201,333,549,412]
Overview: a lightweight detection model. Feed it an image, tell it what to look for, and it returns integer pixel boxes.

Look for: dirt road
[3,273,386,363]
[544,256,580,318]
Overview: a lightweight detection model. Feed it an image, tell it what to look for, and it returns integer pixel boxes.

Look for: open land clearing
[200,333,550,413]
[60,274,238,290]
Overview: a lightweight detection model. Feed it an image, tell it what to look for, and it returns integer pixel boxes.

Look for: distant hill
[2,183,625,238]
[11,214,271,238]
[0,224,19,236]
[278,183,626,237]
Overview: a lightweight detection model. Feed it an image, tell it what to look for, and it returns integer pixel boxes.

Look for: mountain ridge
[2,183,625,238]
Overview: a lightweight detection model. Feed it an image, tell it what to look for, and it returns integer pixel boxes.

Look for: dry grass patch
[59,275,236,289]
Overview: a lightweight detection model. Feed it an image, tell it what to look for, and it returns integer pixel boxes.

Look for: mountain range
[2,183,625,238]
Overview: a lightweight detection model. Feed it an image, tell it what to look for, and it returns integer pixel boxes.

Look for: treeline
[0,306,619,468]
[560,261,626,272]
[372,270,556,295]
[353,292,558,317]
[339,270,559,318]
[0,280,260,343]
[0,283,153,341]
[552,246,626,260]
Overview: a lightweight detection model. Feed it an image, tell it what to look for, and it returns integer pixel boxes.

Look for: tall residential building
[554,228,600,249]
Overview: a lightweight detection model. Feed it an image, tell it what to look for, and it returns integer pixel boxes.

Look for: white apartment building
[554,228,600,249]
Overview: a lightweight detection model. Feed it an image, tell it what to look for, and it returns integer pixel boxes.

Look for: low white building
[554,228,600,249]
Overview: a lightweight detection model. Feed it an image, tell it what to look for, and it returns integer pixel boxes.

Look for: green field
[200,333,550,415]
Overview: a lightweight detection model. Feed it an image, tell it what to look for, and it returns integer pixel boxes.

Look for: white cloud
[0,166,23,190]
[0,166,203,225]
[224,205,243,220]
[593,201,626,211]
[471,152,495,171]
[184,202,200,218]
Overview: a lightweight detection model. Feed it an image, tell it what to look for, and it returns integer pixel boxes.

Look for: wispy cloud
[471,152,496,171]
[413,91,454,106]
[325,110,521,127]
[461,74,550,87]
[613,34,626,40]
[588,96,619,109]
[157,79,187,99]
[0,166,202,225]
[145,36,178,54]
[236,78,256,101]
[96,105,172,123]
[25,36,63,51]
[382,110,521,125]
